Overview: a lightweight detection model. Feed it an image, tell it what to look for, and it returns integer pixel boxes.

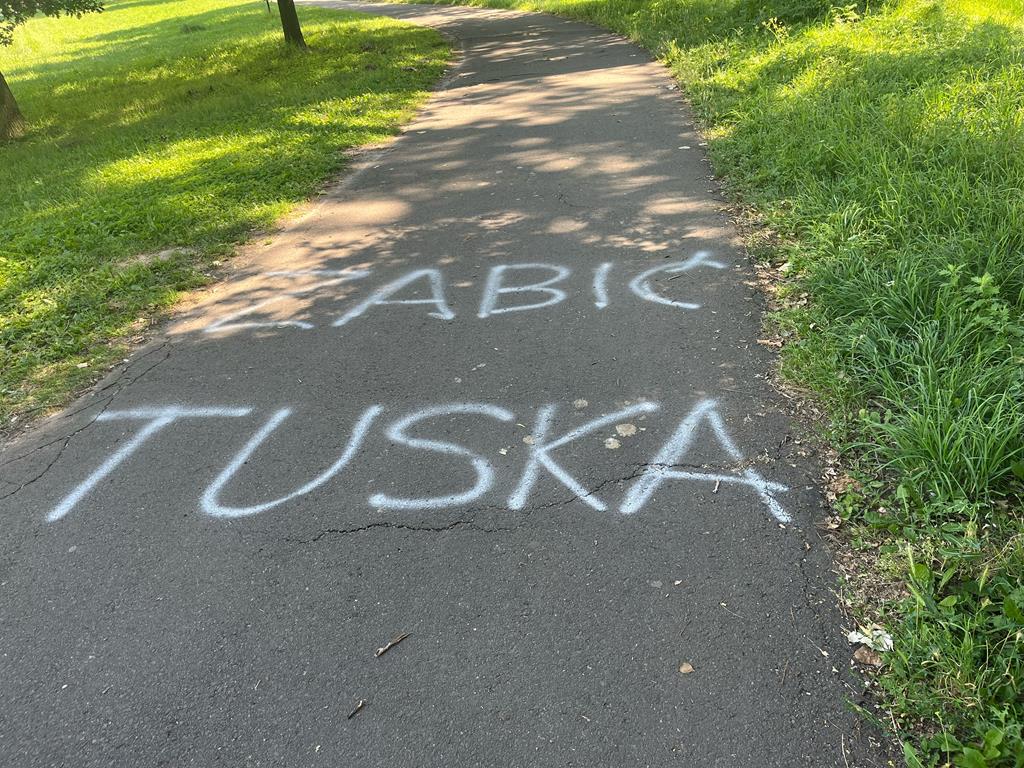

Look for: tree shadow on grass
[5,3,279,83]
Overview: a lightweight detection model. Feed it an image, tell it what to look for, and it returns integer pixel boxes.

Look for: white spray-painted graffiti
[628,251,726,310]
[202,255,727,333]
[368,404,515,511]
[202,406,383,519]
[508,401,659,512]
[592,262,613,310]
[334,268,454,328]
[47,407,253,523]
[47,399,789,524]
[618,399,789,521]
[477,263,572,319]
[204,268,371,334]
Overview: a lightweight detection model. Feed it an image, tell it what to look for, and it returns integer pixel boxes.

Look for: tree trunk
[277,0,307,48]
[0,70,26,141]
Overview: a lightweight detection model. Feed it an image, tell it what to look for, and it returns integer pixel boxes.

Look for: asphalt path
[0,3,892,765]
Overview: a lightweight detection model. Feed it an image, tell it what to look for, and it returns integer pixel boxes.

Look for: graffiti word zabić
[203,254,728,333]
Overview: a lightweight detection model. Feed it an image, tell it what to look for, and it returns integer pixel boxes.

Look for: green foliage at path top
[396,0,1024,763]
[0,0,449,425]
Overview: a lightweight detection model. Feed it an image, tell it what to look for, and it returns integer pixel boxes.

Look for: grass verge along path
[0,0,449,427]
[389,0,1024,764]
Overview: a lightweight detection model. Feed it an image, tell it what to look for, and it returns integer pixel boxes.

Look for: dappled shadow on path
[170,0,735,340]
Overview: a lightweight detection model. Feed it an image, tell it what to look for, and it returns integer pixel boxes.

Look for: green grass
[0,0,449,426]
[385,0,1024,764]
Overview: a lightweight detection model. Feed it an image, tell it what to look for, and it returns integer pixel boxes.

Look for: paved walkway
[0,3,890,765]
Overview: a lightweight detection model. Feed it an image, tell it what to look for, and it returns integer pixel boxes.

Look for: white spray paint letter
[629,252,727,310]
[48,406,252,522]
[369,403,515,510]
[334,269,454,327]
[508,401,660,511]
[592,262,612,309]
[619,399,790,522]
[478,263,571,318]
[202,405,382,518]
[204,268,370,333]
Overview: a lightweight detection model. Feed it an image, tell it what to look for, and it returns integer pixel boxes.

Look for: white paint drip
[204,269,370,333]
[619,399,791,522]
[477,263,571,318]
[508,401,660,512]
[628,252,727,310]
[368,403,515,510]
[201,405,382,518]
[48,406,253,522]
[333,268,454,327]
[592,262,612,309]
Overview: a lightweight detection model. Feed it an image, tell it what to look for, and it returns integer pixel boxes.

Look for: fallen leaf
[679,662,695,675]
[852,647,882,667]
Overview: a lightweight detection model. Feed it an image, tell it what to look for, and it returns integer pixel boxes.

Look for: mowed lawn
[0,0,449,426]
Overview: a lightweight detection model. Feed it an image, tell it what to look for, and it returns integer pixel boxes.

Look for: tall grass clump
[396,0,1024,762]
[700,7,1024,760]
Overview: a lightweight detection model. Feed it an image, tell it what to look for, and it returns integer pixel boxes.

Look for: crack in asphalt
[0,342,173,500]
[276,460,789,544]
[285,518,517,542]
